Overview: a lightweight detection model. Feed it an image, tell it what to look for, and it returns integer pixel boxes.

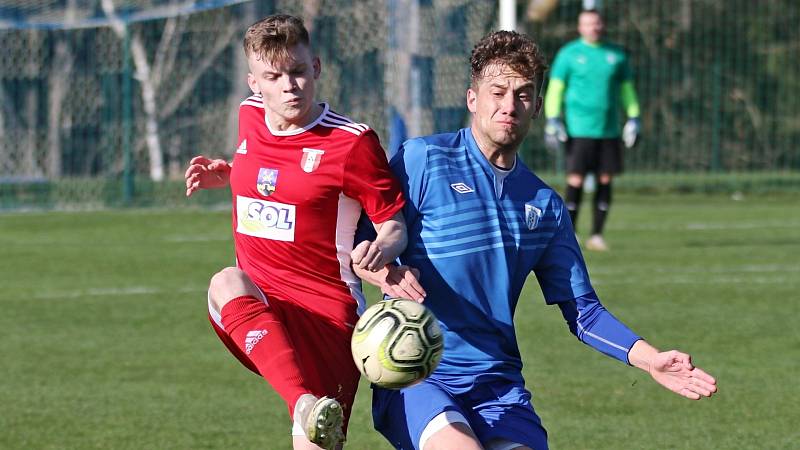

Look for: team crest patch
[256,168,278,196]
[301,148,325,173]
[525,203,543,230]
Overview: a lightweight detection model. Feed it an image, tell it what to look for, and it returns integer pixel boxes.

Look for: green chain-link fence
[520,0,800,191]
[1,0,798,210]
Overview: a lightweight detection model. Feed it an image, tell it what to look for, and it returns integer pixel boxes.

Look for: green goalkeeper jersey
[546,39,637,138]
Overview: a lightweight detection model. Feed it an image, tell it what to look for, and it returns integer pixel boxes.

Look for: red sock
[220,295,307,413]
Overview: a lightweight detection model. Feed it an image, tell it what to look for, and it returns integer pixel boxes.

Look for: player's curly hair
[243,14,311,64]
[470,30,547,88]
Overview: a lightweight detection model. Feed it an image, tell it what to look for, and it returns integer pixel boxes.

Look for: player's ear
[466,87,478,113]
[247,72,260,95]
[312,56,321,80]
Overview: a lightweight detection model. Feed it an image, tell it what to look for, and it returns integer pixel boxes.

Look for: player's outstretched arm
[184,155,231,196]
[352,263,426,302]
[351,211,407,272]
[628,340,718,400]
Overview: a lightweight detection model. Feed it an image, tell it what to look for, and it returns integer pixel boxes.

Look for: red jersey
[229,95,404,325]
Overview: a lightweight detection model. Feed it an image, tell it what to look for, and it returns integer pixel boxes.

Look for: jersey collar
[463,127,522,181]
[264,102,329,136]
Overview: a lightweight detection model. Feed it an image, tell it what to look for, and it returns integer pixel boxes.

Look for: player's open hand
[648,350,717,400]
[380,265,426,302]
[184,155,231,196]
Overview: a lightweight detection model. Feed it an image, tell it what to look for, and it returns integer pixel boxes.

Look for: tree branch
[158,21,238,120]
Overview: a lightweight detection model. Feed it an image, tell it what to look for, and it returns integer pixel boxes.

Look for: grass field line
[1,235,230,245]
[162,234,231,242]
[613,220,800,231]
[591,263,798,275]
[32,285,207,300]
[589,263,798,286]
[594,274,794,286]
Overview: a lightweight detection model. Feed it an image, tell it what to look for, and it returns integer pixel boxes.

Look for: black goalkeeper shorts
[565,137,623,175]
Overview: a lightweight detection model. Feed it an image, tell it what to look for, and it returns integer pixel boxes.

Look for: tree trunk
[47,40,74,178]
[130,35,165,181]
[227,1,256,154]
[23,89,41,176]
[101,0,164,181]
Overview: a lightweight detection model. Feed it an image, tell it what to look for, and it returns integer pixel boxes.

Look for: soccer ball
[351,298,443,389]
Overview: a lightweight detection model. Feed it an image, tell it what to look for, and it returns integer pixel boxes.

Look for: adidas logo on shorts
[244,329,268,355]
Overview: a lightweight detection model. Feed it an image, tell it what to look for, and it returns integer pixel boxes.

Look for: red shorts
[208,291,361,430]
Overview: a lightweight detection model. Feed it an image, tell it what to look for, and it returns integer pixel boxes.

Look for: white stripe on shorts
[418,410,470,450]
[417,411,527,450]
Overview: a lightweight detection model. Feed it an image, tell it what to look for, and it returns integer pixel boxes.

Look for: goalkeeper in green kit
[544,9,641,251]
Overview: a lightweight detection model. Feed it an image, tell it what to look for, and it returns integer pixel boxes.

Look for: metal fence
[0,0,798,210]
[524,0,800,179]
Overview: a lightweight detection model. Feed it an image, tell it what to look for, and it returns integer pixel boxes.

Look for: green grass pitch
[1,193,798,449]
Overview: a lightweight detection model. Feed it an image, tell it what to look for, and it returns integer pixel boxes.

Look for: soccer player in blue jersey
[354,30,717,450]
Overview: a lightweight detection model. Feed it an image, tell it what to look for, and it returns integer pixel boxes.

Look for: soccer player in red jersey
[184,14,406,450]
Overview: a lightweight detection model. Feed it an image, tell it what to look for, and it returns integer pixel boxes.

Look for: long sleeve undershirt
[557,290,642,364]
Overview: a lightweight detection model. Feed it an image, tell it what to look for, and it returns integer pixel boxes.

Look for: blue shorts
[372,379,548,450]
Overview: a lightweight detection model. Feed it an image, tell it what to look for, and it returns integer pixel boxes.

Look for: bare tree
[23,88,40,176]
[101,0,165,180]
[20,31,44,177]
[46,0,78,178]
[101,0,239,181]
[226,1,257,154]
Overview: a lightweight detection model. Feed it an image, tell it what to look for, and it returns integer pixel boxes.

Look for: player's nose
[281,74,297,91]
[500,93,517,115]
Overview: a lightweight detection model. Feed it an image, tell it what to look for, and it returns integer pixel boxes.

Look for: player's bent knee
[208,267,261,311]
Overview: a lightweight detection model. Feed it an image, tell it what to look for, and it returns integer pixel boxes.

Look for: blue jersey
[391,128,595,392]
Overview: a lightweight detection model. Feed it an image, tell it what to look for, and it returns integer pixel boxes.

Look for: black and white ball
[351,298,443,389]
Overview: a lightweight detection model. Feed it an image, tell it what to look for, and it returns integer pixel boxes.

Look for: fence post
[121,24,134,205]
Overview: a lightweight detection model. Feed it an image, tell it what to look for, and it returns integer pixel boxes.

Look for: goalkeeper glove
[622,118,641,148]
[544,118,567,152]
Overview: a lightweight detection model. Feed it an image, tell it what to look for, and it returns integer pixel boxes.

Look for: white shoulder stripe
[326,110,355,122]
[326,111,369,131]
[241,94,264,108]
[240,100,265,109]
[323,114,366,130]
[325,116,369,133]
[320,119,363,136]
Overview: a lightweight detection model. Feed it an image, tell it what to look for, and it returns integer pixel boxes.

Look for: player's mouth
[497,120,518,128]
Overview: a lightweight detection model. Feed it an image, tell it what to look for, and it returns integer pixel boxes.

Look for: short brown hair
[470,30,547,88]
[243,14,311,64]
